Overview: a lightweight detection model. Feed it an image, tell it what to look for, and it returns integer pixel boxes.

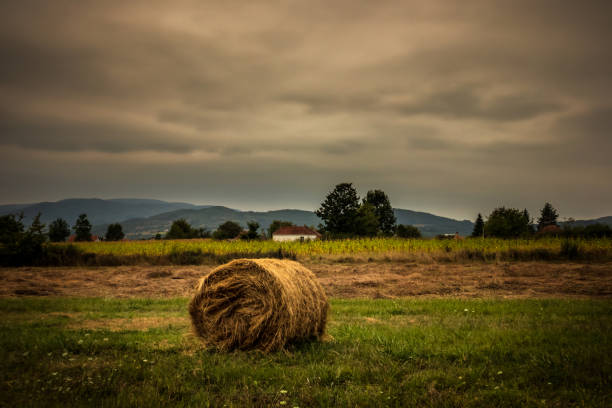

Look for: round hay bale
[189,258,329,352]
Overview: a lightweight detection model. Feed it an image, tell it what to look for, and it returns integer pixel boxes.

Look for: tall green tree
[0,213,24,249]
[363,189,396,235]
[105,223,125,241]
[241,221,260,240]
[354,202,379,237]
[315,182,360,235]
[212,221,242,240]
[29,213,45,237]
[48,218,71,242]
[522,209,535,235]
[0,213,46,266]
[537,202,559,231]
[484,207,532,238]
[471,213,485,237]
[22,213,46,261]
[73,214,92,242]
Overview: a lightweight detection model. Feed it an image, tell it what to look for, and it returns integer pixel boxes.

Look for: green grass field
[1,297,610,407]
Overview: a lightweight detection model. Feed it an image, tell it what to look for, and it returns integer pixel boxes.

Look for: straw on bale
[189,258,329,352]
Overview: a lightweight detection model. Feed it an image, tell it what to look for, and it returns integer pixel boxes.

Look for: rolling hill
[0,198,203,226]
[92,206,322,239]
[393,209,474,237]
[92,206,475,239]
[561,216,612,228]
[4,197,609,239]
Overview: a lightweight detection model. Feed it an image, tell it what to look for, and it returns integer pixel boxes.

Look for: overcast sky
[1,0,611,220]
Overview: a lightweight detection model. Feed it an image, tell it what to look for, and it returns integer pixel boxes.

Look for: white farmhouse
[272,226,321,242]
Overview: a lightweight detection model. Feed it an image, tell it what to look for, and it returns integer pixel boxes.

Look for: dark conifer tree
[522,209,534,235]
[73,214,92,242]
[315,182,360,235]
[105,223,125,241]
[537,203,559,231]
[363,189,397,235]
[471,213,485,237]
[48,218,71,242]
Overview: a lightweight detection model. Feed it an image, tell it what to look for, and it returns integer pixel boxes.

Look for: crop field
[1,297,610,407]
[59,237,612,264]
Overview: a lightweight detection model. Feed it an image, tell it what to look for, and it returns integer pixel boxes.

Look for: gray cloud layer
[1,0,611,219]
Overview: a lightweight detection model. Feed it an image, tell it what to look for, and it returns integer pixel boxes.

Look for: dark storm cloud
[281,87,563,122]
[409,136,455,151]
[278,92,379,115]
[1,0,611,219]
[548,108,612,165]
[393,88,563,121]
[554,108,612,144]
[0,37,111,97]
[0,110,201,153]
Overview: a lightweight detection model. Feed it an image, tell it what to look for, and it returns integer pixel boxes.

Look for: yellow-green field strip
[62,237,612,260]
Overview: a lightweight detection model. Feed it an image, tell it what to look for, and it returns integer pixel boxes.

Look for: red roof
[538,225,562,234]
[68,234,98,242]
[273,226,320,236]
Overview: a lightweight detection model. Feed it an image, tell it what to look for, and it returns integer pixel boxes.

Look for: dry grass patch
[1,262,611,299]
[69,316,189,331]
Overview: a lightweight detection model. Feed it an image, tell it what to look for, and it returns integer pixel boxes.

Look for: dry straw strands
[189,258,329,352]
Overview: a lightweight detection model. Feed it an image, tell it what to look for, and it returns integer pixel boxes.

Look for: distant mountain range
[393,209,474,237]
[561,216,612,228]
[0,198,206,226]
[94,206,323,239]
[1,198,609,239]
[92,205,476,239]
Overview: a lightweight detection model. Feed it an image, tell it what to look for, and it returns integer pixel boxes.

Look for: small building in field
[68,234,100,242]
[537,225,562,236]
[437,232,462,240]
[272,226,321,242]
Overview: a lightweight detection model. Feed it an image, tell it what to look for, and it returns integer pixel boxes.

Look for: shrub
[42,244,84,266]
[560,240,581,260]
[105,223,125,241]
[484,207,533,238]
[166,219,208,239]
[169,248,205,265]
[562,223,612,239]
[396,224,421,238]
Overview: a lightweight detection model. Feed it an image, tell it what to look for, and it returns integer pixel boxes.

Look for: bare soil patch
[1,262,611,299]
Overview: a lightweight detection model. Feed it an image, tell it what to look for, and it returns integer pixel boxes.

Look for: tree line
[316,183,611,239]
[161,219,261,240]
[0,212,127,266]
[315,182,419,238]
[162,219,322,241]
[315,183,562,239]
[2,184,610,258]
[470,202,612,239]
[1,213,124,243]
[160,182,422,240]
[46,214,125,242]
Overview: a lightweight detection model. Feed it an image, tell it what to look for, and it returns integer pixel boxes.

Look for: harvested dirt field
[1,261,611,299]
